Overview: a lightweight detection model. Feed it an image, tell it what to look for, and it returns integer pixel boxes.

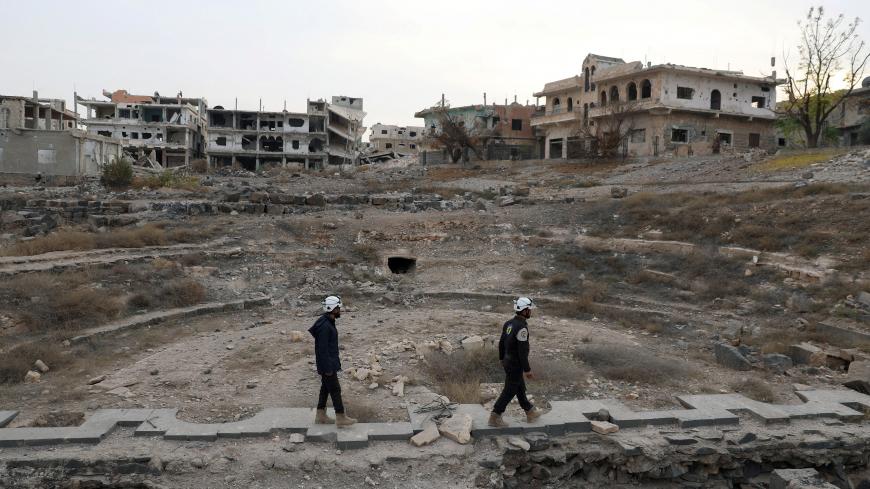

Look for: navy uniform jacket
[498,315,531,372]
[308,313,341,374]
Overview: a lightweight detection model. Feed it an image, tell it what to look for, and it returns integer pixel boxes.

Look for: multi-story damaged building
[205,96,365,170]
[206,100,328,170]
[0,92,77,131]
[77,89,207,167]
[368,123,425,154]
[325,96,366,165]
[829,77,870,146]
[414,100,538,162]
[532,54,780,159]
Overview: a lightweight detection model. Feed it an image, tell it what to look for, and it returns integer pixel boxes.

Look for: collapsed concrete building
[532,54,780,159]
[0,92,121,181]
[206,96,365,170]
[368,123,425,154]
[77,89,207,168]
[414,100,538,163]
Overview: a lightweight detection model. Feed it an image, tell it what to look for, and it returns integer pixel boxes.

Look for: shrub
[573,343,696,385]
[128,278,206,311]
[0,341,66,384]
[730,378,775,403]
[101,156,134,188]
[521,270,544,281]
[426,348,503,403]
[352,243,380,264]
[2,223,209,256]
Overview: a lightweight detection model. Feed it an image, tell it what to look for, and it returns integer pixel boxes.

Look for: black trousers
[317,373,344,413]
[493,365,533,414]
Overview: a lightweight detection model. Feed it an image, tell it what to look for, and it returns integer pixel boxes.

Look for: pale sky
[2,0,869,139]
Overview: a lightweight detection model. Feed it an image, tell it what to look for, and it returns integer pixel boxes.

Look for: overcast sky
[2,0,869,139]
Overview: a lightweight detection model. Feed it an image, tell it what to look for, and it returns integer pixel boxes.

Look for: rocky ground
[0,147,868,487]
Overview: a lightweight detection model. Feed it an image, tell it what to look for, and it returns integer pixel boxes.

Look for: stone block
[844,360,870,394]
[764,353,794,373]
[714,342,752,371]
[790,342,824,366]
[439,413,473,444]
[664,434,697,445]
[306,194,326,207]
[0,411,18,428]
[770,468,837,489]
[410,422,440,447]
[590,421,619,434]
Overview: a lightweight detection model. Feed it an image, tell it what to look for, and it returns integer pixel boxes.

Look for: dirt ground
[0,147,868,485]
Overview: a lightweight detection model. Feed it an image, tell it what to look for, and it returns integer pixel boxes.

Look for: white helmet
[513,297,535,312]
[322,295,343,312]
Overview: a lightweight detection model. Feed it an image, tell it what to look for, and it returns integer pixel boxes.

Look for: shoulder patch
[517,328,529,342]
[505,325,512,335]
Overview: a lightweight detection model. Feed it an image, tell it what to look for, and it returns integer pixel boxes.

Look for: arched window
[609,86,619,103]
[627,82,638,101]
[710,89,721,110]
[584,68,590,92]
[600,91,607,106]
[567,97,573,112]
[641,79,652,99]
[583,103,589,125]
[552,97,561,114]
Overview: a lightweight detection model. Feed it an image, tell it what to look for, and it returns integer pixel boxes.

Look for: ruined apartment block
[207,100,328,171]
[414,100,539,162]
[326,96,366,165]
[77,90,207,167]
[368,123,425,154]
[0,91,121,179]
[830,76,870,146]
[532,53,780,159]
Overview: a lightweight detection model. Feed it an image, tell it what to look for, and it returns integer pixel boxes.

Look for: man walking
[489,297,542,427]
[308,295,356,427]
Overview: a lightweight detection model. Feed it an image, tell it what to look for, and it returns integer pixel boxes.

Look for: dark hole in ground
[387,256,417,274]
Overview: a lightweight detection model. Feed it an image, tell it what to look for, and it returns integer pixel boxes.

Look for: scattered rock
[149,369,159,376]
[410,422,440,447]
[789,342,824,366]
[844,360,870,394]
[23,370,41,383]
[714,342,752,371]
[392,379,405,397]
[461,335,484,350]
[664,434,698,445]
[289,433,305,444]
[33,360,49,374]
[610,187,628,199]
[439,413,473,444]
[763,353,794,374]
[524,432,550,451]
[354,368,371,382]
[507,436,530,451]
[87,375,107,385]
[289,331,305,343]
[368,382,378,390]
[596,408,611,422]
[590,420,619,434]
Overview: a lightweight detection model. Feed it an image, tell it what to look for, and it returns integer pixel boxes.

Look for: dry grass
[131,172,201,191]
[352,243,380,264]
[2,223,210,256]
[0,341,66,384]
[425,348,503,403]
[573,343,696,385]
[754,149,847,172]
[127,278,207,310]
[521,269,544,281]
[730,378,776,402]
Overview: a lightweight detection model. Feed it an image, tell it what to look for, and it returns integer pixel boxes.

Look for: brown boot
[488,413,508,428]
[335,412,357,427]
[315,409,334,424]
[526,407,542,423]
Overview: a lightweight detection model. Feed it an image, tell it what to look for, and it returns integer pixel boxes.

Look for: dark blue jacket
[498,315,531,372]
[309,313,341,374]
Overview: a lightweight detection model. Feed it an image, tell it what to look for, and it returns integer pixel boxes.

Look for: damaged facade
[532,54,780,159]
[368,123,424,154]
[0,91,121,179]
[206,96,365,170]
[830,77,870,146]
[77,89,207,168]
[414,100,538,162]
[207,100,328,171]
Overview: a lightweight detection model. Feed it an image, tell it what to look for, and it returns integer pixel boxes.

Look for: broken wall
[0,130,120,176]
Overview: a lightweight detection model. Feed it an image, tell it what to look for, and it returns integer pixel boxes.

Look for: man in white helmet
[489,296,542,427]
[308,295,357,427]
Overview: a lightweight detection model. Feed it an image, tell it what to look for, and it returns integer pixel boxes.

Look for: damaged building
[0,91,121,180]
[414,99,538,163]
[830,76,870,146]
[207,100,328,171]
[368,123,425,154]
[532,54,780,159]
[206,96,365,170]
[77,89,207,168]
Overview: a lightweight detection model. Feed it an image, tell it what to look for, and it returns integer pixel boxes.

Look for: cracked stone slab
[0,411,18,428]
[135,408,312,440]
[535,401,592,435]
[677,394,791,423]
[796,389,870,412]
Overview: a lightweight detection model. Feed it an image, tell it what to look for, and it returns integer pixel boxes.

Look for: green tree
[782,6,869,147]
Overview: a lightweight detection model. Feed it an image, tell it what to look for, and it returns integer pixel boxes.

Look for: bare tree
[424,105,494,164]
[574,100,638,159]
[782,6,869,148]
